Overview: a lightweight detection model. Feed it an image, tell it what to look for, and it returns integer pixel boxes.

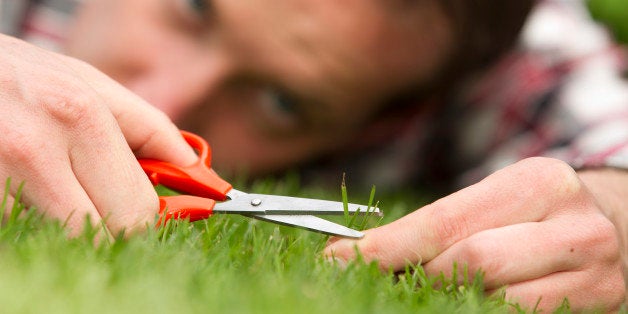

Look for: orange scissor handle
[156,195,217,225]
[138,131,232,200]
[138,131,233,224]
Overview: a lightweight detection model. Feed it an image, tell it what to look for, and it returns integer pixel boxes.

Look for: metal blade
[244,214,364,239]
[216,189,381,216]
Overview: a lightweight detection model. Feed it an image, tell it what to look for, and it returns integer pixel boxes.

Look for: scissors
[138,131,380,238]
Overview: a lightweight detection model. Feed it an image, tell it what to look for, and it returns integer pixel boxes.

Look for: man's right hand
[0,34,198,236]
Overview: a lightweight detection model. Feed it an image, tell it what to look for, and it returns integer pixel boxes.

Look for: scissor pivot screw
[251,198,262,206]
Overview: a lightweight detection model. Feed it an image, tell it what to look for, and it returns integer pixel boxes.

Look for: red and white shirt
[453,1,628,186]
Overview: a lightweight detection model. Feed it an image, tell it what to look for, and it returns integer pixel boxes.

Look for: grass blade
[0,177,10,225]
[8,181,26,225]
[359,185,377,230]
[341,173,349,226]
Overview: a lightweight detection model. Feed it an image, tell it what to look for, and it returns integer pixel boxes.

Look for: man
[1,0,626,310]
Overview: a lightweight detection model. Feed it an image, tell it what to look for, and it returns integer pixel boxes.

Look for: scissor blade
[217,190,381,216]
[244,214,364,239]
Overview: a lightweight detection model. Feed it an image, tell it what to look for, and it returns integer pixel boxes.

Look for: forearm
[578,167,628,281]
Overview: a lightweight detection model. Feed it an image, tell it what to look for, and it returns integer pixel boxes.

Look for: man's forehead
[271,0,453,98]
[256,3,442,73]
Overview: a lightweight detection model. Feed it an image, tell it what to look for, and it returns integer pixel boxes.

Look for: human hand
[0,34,197,236]
[324,157,625,311]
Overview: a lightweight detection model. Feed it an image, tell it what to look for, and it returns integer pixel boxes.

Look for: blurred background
[588,0,628,44]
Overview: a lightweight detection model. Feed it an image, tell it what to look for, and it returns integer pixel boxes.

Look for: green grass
[0,177,541,314]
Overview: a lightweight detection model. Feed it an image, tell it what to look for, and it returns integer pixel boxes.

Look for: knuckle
[455,233,507,282]
[427,202,470,250]
[0,128,42,167]
[457,236,489,270]
[580,215,620,261]
[42,92,103,129]
[513,157,583,197]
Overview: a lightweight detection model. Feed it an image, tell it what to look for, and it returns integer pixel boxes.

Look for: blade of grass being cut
[347,185,378,230]
[358,185,378,230]
[8,180,26,226]
[341,179,381,231]
[341,173,350,226]
[0,177,10,224]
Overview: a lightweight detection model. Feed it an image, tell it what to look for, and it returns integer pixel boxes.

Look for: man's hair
[375,0,536,116]
[385,0,536,104]
[440,0,535,75]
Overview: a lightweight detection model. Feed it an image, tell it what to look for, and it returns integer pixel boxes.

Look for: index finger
[58,58,200,234]
[325,157,592,270]
[64,57,198,166]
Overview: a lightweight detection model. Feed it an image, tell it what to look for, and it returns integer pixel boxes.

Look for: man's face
[65,0,452,176]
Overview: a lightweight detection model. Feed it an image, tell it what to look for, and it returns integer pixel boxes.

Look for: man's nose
[124,47,233,122]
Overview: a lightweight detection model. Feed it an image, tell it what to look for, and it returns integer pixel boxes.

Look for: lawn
[0,177,551,314]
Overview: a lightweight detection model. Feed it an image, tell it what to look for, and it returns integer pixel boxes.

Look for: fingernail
[326,236,342,246]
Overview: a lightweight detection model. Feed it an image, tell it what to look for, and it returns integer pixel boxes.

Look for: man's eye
[267,89,298,115]
[173,0,211,29]
[186,0,209,14]
[257,88,304,132]
[178,0,212,24]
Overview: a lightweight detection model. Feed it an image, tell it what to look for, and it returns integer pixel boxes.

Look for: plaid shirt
[453,0,628,187]
[2,0,628,191]
[0,0,77,51]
